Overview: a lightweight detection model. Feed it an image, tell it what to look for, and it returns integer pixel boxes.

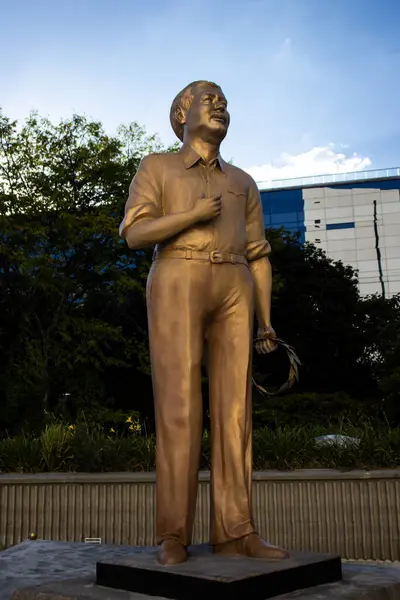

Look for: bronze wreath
[252,335,301,396]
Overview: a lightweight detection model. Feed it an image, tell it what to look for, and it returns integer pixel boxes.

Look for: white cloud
[245,144,372,184]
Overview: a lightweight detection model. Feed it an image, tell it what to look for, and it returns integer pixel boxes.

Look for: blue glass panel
[273,190,303,214]
[271,212,298,225]
[260,192,271,213]
[261,188,306,243]
[260,189,304,214]
[326,222,355,230]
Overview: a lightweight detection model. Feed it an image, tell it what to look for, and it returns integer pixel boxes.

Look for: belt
[152,248,247,265]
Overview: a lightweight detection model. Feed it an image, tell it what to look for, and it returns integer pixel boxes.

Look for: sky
[1,0,400,185]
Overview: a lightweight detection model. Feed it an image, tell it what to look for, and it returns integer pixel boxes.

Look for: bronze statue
[120,81,289,565]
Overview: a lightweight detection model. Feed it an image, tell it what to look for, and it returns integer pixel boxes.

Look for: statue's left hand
[255,325,278,355]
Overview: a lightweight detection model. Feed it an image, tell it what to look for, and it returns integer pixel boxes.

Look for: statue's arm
[245,179,273,330]
[119,155,199,249]
[249,256,273,330]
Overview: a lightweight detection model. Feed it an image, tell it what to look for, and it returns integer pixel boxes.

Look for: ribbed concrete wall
[1,470,399,560]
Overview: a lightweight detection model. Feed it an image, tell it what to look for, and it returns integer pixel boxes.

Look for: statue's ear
[176,106,186,126]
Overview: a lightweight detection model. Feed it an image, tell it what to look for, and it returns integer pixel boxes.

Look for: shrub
[253,391,377,429]
[0,422,399,473]
[0,435,42,473]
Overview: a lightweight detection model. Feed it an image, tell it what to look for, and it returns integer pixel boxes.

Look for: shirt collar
[179,144,226,173]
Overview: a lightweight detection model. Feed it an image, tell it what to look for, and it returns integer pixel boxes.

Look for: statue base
[96,544,341,599]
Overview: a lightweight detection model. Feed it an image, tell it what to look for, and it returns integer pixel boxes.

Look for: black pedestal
[96,545,342,600]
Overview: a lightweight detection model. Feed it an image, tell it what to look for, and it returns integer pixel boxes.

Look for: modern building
[258,167,400,297]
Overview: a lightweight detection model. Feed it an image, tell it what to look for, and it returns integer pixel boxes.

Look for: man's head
[170,81,230,144]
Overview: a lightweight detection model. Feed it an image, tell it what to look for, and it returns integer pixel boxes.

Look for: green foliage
[252,228,400,426]
[0,110,177,434]
[360,294,400,421]
[262,228,370,396]
[1,422,399,473]
[0,435,42,473]
[252,391,379,429]
[40,423,74,471]
[67,424,156,473]
[252,422,400,470]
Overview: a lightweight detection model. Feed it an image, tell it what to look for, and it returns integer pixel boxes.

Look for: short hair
[170,80,221,141]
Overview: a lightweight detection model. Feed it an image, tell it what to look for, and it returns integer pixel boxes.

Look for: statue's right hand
[192,195,222,222]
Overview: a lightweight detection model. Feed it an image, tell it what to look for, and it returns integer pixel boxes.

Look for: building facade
[258,167,400,297]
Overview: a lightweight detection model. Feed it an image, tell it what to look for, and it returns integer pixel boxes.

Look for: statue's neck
[183,137,220,164]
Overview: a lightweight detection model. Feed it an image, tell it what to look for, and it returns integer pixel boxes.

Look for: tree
[359,293,400,423]
[0,110,177,434]
[252,229,379,426]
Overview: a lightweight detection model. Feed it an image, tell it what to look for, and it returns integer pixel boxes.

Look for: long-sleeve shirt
[119,144,270,263]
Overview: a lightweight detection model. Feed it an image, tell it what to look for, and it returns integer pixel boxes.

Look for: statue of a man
[120,81,289,565]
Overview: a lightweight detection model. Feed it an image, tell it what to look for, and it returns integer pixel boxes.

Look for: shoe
[244,533,290,559]
[157,539,188,565]
[214,533,289,560]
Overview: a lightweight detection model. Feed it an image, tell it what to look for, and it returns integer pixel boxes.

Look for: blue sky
[2,0,400,183]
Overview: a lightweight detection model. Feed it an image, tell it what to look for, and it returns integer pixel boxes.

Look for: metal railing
[257,167,400,191]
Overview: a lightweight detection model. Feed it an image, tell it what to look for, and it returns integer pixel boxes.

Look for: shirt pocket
[226,186,247,218]
[227,186,247,199]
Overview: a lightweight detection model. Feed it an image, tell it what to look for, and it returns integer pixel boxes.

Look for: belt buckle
[210,250,223,264]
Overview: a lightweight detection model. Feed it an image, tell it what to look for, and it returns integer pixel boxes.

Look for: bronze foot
[157,539,188,565]
[214,533,290,560]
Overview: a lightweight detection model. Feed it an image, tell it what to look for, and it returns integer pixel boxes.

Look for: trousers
[147,257,256,546]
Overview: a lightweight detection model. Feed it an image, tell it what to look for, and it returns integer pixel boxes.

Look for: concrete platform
[2,541,400,600]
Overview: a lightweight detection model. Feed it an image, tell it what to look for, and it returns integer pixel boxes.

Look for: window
[326,222,355,231]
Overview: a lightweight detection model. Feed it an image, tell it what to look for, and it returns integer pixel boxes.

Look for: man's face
[184,84,230,143]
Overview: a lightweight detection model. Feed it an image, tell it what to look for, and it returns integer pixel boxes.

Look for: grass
[0,421,399,473]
